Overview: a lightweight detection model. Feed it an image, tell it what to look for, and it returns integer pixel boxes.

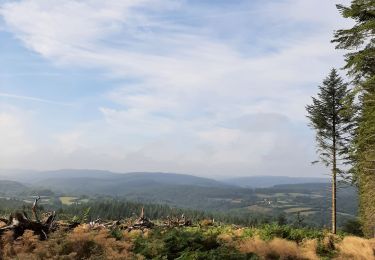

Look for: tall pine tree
[306,69,354,234]
[332,0,375,237]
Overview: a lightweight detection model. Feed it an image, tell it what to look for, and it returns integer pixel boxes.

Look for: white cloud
[0,0,349,176]
[54,131,85,154]
[0,107,35,164]
[0,92,72,106]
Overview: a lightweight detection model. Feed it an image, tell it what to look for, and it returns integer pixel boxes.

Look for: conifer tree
[306,69,354,234]
[332,0,375,237]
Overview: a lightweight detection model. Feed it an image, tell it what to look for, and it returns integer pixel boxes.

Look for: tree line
[58,199,277,227]
[306,0,375,237]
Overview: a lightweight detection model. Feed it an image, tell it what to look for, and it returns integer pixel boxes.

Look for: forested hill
[0,180,28,195]
[1,169,328,188]
[0,175,357,228]
[0,169,225,187]
[222,176,329,188]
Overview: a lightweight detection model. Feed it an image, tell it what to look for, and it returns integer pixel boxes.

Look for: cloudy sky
[0,0,351,177]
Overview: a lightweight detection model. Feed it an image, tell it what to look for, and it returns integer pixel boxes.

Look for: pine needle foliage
[306,68,355,234]
[332,0,375,237]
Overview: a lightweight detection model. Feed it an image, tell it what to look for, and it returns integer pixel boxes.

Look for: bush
[110,228,123,240]
[342,219,363,236]
[1,223,373,259]
[133,227,252,260]
[200,219,214,226]
[177,248,259,260]
[257,223,323,243]
[316,235,337,259]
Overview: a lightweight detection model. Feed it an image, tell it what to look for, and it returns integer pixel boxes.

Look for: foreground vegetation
[1,220,374,259]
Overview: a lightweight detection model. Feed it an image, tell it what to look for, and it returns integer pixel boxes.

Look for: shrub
[257,223,323,243]
[110,228,123,240]
[1,224,374,259]
[177,248,258,260]
[133,227,252,260]
[342,219,363,236]
[200,219,214,227]
[59,226,104,258]
[316,235,337,259]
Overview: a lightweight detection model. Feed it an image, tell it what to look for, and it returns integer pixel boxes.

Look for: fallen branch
[162,214,192,228]
[127,207,154,231]
[0,217,9,224]
[32,196,41,222]
[0,195,57,240]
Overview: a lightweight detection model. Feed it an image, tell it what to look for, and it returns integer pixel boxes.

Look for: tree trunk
[332,159,337,234]
[332,94,337,235]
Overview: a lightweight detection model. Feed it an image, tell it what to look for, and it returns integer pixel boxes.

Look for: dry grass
[238,236,319,260]
[335,236,375,260]
[0,230,41,259]
[59,196,78,205]
[0,225,134,259]
[238,235,375,260]
[1,225,375,259]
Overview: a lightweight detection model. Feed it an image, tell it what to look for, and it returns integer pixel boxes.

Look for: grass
[255,194,272,198]
[300,211,318,216]
[284,207,312,213]
[59,196,78,205]
[1,223,374,259]
[247,205,272,213]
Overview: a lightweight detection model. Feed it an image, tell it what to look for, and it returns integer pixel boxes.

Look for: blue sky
[0,0,351,177]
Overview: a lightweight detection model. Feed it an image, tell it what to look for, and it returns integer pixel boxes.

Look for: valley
[0,170,357,228]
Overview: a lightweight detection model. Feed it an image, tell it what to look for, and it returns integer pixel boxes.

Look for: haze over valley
[0,0,374,258]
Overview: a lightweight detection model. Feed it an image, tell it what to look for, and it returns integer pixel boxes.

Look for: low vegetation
[1,220,374,259]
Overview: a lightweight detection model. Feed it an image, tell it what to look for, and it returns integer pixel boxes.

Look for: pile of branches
[0,197,56,240]
[85,207,155,232]
[127,207,154,231]
[0,198,194,240]
[86,209,193,231]
[85,208,195,231]
[88,218,121,230]
[163,214,192,227]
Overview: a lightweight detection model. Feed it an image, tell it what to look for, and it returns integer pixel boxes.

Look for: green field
[59,196,78,205]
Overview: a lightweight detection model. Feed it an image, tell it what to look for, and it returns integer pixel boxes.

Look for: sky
[0,0,352,178]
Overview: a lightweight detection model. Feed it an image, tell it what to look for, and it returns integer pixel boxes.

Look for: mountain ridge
[0,169,329,187]
[222,175,329,188]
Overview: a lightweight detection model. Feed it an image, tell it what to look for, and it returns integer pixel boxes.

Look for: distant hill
[30,171,231,205]
[0,170,333,199]
[0,169,225,187]
[34,170,225,188]
[222,176,329,188]
[0,171,357,226]
[1,169,330,188]
[0,180,28,195]
[0,169,119,183]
